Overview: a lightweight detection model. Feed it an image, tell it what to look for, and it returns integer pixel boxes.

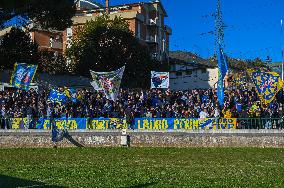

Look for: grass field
[0,148,284,188]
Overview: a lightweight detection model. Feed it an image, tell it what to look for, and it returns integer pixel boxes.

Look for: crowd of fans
[0,87,282,124]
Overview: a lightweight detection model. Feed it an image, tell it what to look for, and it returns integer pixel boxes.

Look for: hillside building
[170,61,219,90]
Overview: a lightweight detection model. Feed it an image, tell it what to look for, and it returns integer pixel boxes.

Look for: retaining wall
[0,130,284,148]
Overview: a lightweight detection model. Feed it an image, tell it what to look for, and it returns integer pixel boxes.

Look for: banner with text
[11,118,236,130]
[10,118,127,130]
[134,118,237,130]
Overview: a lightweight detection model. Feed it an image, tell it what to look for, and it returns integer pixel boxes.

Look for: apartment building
[31,0,172,62]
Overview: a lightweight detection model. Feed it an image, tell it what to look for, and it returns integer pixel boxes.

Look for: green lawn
[0,148,284,188]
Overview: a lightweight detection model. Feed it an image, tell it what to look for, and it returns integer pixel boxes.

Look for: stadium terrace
[0,87,282,129]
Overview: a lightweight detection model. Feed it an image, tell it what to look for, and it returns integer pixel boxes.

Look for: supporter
[199,108,209,119]
[0,87,282,123]
[213,105,220,118]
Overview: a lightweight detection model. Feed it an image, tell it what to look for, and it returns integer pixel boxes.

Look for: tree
[0,27,39,69]
[0,0,76,31]
[66,15,155,88]
[38,50,68,74]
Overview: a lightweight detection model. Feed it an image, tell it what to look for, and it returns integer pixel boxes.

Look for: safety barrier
[0,117,283,130]
[237,118,284,129]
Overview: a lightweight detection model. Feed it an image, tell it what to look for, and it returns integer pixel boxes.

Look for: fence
[0,117,283,130]
[237,118,284,129]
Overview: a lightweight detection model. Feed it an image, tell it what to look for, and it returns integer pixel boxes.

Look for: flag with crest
[90,66,125,101]
[10,63,37,90]
[248,70,283,105]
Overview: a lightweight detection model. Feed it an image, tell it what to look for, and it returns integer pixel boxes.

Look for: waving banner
[90,66,125,101]
[217,45,228,107]
[151,71,169,89]
[48,89,68,104]
[10,63,37,90]
[248,70,283,105]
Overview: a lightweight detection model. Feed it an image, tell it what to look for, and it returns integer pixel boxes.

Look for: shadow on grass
[53,129,84,148]
[64,130,84,147]
[0,174,65,188]
[123,182,158,188]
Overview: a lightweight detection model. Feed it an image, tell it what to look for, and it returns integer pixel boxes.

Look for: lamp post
[106,0,109,14]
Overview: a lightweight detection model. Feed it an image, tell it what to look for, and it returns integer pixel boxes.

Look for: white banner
[90,66,125,101]
[151,71,169,89]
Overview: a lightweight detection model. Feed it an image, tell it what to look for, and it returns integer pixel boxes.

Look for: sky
[104,0,284,62]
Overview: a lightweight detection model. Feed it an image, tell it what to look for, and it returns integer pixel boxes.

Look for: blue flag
[10,63,38,90]
[48,89,68,104]
[217,45,228,107]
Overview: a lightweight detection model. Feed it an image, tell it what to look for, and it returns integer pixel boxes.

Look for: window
[201,68,207,73]
[67,28,72,37]
[49,36,54,48]
[137,22,141,38]
[186,70,192,75]
[176,72,182,76]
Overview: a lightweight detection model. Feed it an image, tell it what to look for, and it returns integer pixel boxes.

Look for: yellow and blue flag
[217,45,228,106]
[248,70,283,105]
[48,89,68,104]
[64,87,79,103]
[10,63,38,90]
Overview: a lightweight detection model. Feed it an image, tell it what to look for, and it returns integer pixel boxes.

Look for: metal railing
[237,118,284,129]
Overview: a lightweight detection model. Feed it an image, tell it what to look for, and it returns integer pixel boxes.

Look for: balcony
[145,35,157,43]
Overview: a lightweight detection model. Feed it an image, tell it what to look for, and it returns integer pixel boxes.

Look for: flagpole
[281,19,284,111]
[281,19,284,80]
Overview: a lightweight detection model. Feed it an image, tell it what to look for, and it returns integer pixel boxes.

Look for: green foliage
[0,27,39,69]
[0,0,76,31]
[67,15,154,88]
[0,147,284,187]
[38,50,68,74]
